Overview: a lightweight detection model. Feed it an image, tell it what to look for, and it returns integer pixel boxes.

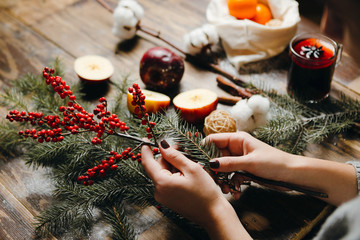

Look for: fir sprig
[102,202,136,240]
[255,91,360,154]
[156,111,221,174]
[0,122,31,159]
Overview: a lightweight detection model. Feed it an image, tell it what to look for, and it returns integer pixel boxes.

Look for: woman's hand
[141,139,252,240]
[207,132,358,206]
[207,132,293,199]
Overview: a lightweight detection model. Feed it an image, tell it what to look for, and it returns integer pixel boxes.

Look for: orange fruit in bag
[251,3,272,25]
[227,0,258,19]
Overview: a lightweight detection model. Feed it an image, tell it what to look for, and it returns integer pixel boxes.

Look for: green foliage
[1,60,360,239]
[254,90,360,154]
[159,111,221,171]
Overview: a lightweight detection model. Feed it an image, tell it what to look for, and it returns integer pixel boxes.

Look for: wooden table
[1,0,360,239]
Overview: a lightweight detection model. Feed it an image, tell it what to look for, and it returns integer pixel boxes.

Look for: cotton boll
[247,95,270,115]
[118,0,144,19]
[253,112,270,127]
[184,24,219,54]
[184,28,208,54]
[230,99,256,132]
[112,0,144,40]
[202,24,219,45]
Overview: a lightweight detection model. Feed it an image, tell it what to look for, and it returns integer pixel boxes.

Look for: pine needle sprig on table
[0,122,31,159]
[156,111,222,173]
[102,201,136,240]
[255,90,360,154]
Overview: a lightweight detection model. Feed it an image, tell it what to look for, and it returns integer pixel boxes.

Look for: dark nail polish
[160,140,170,149]
[209,160,219,169]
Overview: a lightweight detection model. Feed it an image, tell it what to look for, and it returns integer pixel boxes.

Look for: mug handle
[336,43,343,67]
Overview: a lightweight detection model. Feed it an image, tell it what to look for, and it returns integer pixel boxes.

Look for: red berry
[59,106,66,112]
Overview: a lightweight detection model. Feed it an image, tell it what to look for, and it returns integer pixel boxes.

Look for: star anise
[300,44,323,59]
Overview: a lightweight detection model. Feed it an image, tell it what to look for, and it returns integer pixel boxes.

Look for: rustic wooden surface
[1,0,360,239]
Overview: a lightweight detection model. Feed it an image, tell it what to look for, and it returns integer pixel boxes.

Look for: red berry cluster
[128,83,156,140]
[6,67,160,186]
[77,146,161,185]
[90,97,131,145]
[43,67,73,99]
[186,131,202,138]
[6,110,64,143]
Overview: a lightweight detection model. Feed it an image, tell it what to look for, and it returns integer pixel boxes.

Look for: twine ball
[203,110,237,136]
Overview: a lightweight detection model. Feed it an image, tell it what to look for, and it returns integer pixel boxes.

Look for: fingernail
[209,160,219,169]
[160,140,170,149]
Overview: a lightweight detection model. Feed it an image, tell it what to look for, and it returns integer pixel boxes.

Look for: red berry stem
[7,67,160,185]
[128,83,158,146]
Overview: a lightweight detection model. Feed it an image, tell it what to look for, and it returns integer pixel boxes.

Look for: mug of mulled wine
[287,32,342,103]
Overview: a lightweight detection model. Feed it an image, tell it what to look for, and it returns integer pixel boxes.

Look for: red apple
[127,89,171,114]
[173,89,218,124]
[74,55,114,83]
[139,47,184,92]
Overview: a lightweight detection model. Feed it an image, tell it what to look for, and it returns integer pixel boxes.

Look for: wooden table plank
[0,182,35,240]
[0,11,76,84]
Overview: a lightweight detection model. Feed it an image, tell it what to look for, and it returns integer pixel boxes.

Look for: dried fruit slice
[74,55,114,82]
[127,89,171,114]
[173,89,218,124]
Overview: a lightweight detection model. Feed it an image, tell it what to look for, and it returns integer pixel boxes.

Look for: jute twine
[203,110,237,136]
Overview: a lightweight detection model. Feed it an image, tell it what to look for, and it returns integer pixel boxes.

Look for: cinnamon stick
[218,96,242,105]
[216,75,253,98]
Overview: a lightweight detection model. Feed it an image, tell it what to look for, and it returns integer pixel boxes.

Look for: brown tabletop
[1,0,360,239]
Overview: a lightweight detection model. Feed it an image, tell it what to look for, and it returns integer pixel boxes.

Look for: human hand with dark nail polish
[141,139,252,240]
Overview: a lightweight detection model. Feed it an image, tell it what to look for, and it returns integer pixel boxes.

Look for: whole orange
[227,0,258,19]
[251,3,272,25]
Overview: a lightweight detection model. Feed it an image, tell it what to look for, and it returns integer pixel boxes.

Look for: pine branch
[255,90,360,154]
[34,201,89,238]
[102,202,136,240]
[25,136,88,167]
[0,88,29,111]
[109,74,133,116]
[0,121,32,159]
[161,111,221,171]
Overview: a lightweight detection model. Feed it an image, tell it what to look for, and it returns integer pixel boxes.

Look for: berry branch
[6,67,159,185]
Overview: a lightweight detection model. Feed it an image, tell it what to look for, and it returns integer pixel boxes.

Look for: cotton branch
[95,0,249,89]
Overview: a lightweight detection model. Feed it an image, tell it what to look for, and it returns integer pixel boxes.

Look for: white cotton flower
[183,24,219,55]
[230,99,256,132]
[247,95,270,114]
[230,95,271,132]
[202,24,219,44]
[253,112,270,127]
[112,0,144,40]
